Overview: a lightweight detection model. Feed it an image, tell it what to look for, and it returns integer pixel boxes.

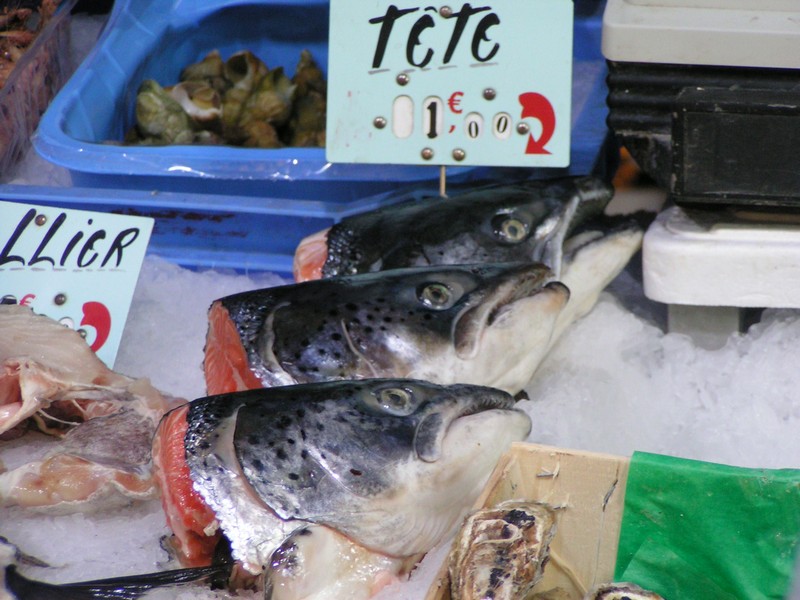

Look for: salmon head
[181,379,531,570]
[293,176,613,282]
[204,262,569,396]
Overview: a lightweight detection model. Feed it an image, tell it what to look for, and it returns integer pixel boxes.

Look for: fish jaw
[573,176,616,218]
[353,406,532,557]
[551,224,644,347]
[531,176,614,278]
[410,265,569,393]
[451,262,557,359]
[466,281,570,393]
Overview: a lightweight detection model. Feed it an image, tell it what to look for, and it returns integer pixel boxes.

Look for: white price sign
[327,0,574,168]
[0,201,153,367]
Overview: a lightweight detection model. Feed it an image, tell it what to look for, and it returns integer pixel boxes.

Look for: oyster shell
[583,582,666,600]
[449,500,557,600]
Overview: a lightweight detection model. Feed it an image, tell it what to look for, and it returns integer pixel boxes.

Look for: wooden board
[425,442,630,599]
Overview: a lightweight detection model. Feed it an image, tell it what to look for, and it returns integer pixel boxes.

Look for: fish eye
[376,387,415,415]
[418,283,455,310]
[491,214,529,244]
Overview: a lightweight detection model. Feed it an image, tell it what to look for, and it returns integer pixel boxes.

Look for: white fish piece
[0,305,179,510]
[0,305,169,435]
[265,525,414,600]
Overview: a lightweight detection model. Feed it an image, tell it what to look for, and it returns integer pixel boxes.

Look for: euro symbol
[447,91,464,114]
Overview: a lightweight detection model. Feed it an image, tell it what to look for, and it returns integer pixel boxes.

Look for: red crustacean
[0,0,59,87]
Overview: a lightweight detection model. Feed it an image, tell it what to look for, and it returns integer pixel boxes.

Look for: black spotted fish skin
[319,176,613,278]
[182,379,531,560]
[186,380,513,521]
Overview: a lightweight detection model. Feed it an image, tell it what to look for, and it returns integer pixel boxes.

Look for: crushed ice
[3,254,797,598]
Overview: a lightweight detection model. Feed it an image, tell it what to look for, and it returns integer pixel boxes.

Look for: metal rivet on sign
[373,116,387,129]
[35,214,47,226]
[396,73,410,86]
[439,5,452,17]
[77,329,88,339]
[452,148,466,161]
[421,148,434,160]
[516,122,530,135]
[483,88,496,101]
[54,293,67,306]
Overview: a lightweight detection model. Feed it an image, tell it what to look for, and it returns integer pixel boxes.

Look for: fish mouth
[414,387,522,463]
[562,212,649,265]
[452,264,569,360]
[455,390,516,415]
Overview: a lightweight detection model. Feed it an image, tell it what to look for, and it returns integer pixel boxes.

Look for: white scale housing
[602,0,800,345]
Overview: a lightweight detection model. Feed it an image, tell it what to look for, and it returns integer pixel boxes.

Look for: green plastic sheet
[615,452,800,599]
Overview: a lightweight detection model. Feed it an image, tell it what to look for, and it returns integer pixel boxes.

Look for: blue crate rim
[34,0,608,185]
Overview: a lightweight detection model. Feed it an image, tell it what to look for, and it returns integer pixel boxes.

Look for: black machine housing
[606,61,800,210]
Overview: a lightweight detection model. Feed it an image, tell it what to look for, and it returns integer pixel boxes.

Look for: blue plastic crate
[33,0,613,197]
[18,0,613,275]
[0,184,421,275]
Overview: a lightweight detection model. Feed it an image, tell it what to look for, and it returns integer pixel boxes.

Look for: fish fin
[0,537,48,569]
[5,563,232,600]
